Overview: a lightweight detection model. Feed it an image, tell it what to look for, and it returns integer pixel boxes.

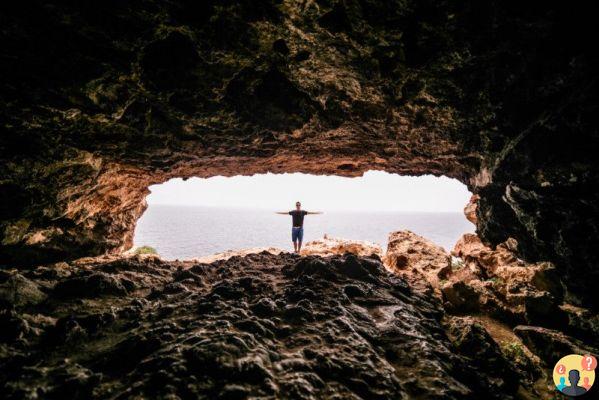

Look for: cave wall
[1,1,598,307]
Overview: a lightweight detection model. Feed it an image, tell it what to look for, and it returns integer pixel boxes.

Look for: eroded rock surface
[439,233,599,358]
[0,1,597,308]
[463,194,479,225]
[1,252,538,399]
[443,234,563,326]
[384,230,451,296]
[301,235,383,258]
[190,247,286,264]
[380,230,599,399]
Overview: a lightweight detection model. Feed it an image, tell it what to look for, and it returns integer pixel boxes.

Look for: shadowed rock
[0,1,597,311]
[54,272,128,298]
[0,253,529,399]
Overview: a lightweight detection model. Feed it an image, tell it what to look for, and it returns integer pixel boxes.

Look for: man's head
[569,369,581,386]
[296,201,301,210]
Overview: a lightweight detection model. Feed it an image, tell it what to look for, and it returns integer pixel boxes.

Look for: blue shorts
[292,227,304,242]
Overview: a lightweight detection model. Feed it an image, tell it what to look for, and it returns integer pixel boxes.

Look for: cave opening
[132,171,474,260]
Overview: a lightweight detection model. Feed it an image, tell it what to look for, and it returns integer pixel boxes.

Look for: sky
[145,171,471,213]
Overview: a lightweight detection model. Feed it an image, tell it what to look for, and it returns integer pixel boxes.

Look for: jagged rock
[442,280,484,313]
[464,194,480,225]
[53,272,128,298]
[559,304,599,348]
[445,316,519,394]
[384,230,451,295]
[452,234,539,278]
[0,253,532,399]
[524,291,568,329]
[447,234,569,326]
[0,2,598,398]
[0,309,29,342]
[191,248,285,264]
[514,326,598,367]
[0,272,46,308]
[301,235,383,258]
[0,1,597,311]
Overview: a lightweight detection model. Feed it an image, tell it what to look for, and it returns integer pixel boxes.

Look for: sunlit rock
[463,194,479,225]
[384,230,451,295]
[301,234,383,258]
[191,247,286,264]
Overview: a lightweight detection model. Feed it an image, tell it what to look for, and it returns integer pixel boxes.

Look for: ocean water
[133,205,475,260]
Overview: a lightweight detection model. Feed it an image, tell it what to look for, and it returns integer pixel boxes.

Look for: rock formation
[0,1,597,308]
[383,230,598,373]
[0,252,538,399]
[384,230,451,295]
[190,247,286,264]
[1,1,599,398]
[301,235,383,258]
[443,235,554,323]
[463,194,479,225]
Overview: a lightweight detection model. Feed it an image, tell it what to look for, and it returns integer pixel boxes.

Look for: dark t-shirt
[289,210,308,227]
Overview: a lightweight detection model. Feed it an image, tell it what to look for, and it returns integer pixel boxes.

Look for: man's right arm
[275,212,289,215]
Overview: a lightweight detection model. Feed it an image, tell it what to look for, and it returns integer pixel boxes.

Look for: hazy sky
[146,171,471,213]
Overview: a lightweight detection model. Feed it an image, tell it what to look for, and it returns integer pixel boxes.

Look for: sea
[133,205,475,260]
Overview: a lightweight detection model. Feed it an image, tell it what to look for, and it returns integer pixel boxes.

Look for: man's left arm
[306,211,323,215]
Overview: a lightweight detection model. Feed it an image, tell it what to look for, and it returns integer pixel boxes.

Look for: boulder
[384,230,451,294]
[192,248,285,264]
[448,234,566,327]
[0,272,46,308]
[301,235,383,258]
[53,272,128,298]
[445,316,519,393]
[0,309,30,342]
[514,326,598,367]
[463,194,479,225]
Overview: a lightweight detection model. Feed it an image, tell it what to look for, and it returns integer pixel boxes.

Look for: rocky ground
[1,1,597,398]
[384,230,599,399]
[1,1,598,312]
[1,243,597,399]
[301,235,383,258]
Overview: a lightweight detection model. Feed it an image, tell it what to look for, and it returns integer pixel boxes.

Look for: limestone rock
[301,235,383,258]
[53,272,128,298]
[384,230,451,295]
[0,1,597,310]
[514,326,598,367]
[446,234,566,324]
[464,194,480,225]
[0,253,527,399]
[0,272,46,308]
[445,316,519,394]
[192,247,285,264]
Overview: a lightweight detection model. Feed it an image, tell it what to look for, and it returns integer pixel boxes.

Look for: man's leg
[292,228,298,253]
[297,228,304,253]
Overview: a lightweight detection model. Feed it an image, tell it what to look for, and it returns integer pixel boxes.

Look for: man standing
[276,202,323,253]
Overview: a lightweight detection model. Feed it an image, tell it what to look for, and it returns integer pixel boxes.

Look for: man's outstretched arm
[307,211,323,214]
[275,212,289,215]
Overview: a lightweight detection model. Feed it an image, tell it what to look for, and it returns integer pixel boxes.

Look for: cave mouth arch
[132,171,474,260]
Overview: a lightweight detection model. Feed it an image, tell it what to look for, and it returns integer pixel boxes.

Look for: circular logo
[553,354,596,396]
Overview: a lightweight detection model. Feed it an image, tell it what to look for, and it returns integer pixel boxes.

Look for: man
[561,369,587,396]
[276,202,323,253]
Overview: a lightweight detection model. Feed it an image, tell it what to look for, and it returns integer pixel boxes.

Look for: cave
[132,172,473,259]
[1,1,598,399]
